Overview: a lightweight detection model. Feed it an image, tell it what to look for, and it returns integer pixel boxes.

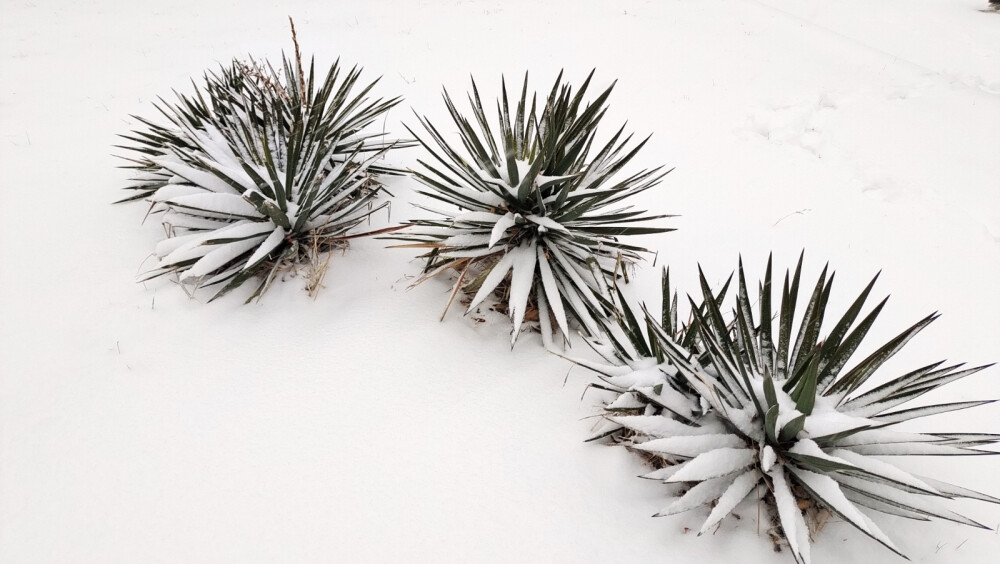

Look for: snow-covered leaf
[536,246,569,337]
[654,473,739,517]
[525,214,568,233]
[769,466,811,564]
[634,434,746,458]
[183,235,267,280]
[698,469,759,534]
[242,226,286,270]
[787,466,904,558]
[507,241,538,343]
[488,212,516,248]
[466,251,516,312]
[164,193,262,218]
[667,447,756,482]
[609,415,714,438]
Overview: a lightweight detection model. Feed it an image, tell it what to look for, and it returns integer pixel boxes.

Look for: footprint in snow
[743,94,840,158]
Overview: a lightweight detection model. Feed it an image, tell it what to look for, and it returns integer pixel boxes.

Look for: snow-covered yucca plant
[589,255,999,563]
[118,22,407,301]
[391,72,672,345]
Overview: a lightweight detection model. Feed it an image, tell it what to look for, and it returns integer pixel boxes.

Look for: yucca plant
[587,255,998,563]
[118,21,408,301]
[389,71,673,345]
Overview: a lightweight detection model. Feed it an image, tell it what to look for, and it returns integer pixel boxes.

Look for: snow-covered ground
[1,1,998,562]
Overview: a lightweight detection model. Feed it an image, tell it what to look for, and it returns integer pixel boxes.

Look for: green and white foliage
[118,41,406,301]
[571,268,717,442]
[392,71,673,346]
[591,255,999,563]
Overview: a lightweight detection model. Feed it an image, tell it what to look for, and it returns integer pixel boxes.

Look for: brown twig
[339,223,410,240]
[306,229,335,299]
[239,60,291,103]
[288,16,307,109]
[441,259,473,321]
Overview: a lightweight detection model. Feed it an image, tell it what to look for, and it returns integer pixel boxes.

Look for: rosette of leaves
[391,71,673,345]
[611,254,998,563]
[118,26,407,301]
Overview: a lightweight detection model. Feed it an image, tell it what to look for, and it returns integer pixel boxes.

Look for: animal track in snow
[744,94,840,157]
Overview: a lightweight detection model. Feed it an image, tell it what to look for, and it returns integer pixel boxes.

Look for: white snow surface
[2,1,999,563]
